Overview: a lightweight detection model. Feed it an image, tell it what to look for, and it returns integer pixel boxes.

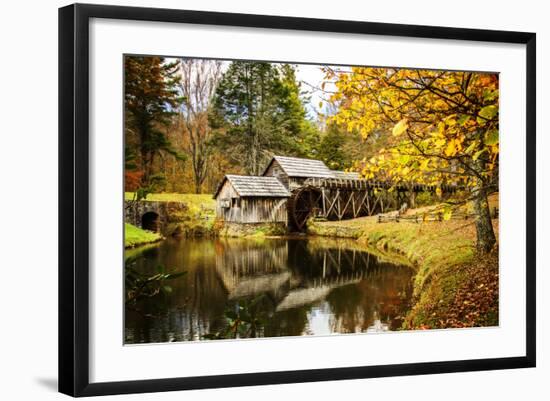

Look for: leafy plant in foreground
[203,295,269,340]
[125,257,186,305]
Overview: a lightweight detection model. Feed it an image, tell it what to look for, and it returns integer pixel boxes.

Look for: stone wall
[216,221,287,237]
[124,200,188,236]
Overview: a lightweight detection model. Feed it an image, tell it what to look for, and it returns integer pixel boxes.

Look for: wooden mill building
[214,155,449,231]
[213,174,290,225]
[214,156,370,230]
[262,155,336,190]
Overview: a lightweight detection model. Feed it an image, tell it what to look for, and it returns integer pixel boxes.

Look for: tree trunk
[140,148,150,186]
[408,187,416,209]
[192,157,202,194]
[473,185,496,253]
[194,177,202,194]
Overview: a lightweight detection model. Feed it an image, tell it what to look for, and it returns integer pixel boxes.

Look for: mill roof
[331,170,361,180]
[214,175,291,198]
[264,156,335,179]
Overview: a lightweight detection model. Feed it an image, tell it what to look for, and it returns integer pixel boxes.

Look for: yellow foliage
[325,67,499,188]
[392,119,408,136]
[445,140,456,157]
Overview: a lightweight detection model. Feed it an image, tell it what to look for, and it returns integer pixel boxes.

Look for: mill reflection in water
[125,237,413,344]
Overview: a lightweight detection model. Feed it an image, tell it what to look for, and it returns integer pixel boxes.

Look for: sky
[294,63,338,118]
[171,57,342,120]
[216,60,339,118]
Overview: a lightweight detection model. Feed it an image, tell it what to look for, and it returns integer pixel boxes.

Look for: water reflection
[125,237,413,344]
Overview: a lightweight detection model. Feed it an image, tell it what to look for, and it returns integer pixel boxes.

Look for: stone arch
[141,211,160,232]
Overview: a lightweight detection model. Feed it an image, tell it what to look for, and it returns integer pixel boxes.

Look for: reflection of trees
[126,237,414,343]
[126,239,228,343]
[264,306,309,338]
[326,263,413,333]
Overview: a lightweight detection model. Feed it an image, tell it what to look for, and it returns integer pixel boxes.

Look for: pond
[124,237,414,344]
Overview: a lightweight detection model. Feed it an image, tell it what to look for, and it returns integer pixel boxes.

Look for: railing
[304,177,460,193]
[377,207,499,223]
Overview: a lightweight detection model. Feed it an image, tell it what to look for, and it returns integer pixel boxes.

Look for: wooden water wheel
[288,186,322,231]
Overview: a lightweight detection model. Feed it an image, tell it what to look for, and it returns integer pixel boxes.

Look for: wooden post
[336,189,341,220]
[322,188,326,217]
[341,191,353,219]
[326,190,339,219]
[366,189,371,215]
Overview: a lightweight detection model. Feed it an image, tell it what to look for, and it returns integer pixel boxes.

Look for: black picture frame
[58,3,536,397]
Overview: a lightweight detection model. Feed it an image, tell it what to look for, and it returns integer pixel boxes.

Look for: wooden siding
[264,159,290,189]
[263,158,332,190]
[215,179,288,223]
[239,198,288,223]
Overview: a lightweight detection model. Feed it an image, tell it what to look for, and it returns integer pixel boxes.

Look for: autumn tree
[328,67,499,252]
[178,59,223,193]
[210,61,311,175]
[125,56,184,186]
[124,145,142,191]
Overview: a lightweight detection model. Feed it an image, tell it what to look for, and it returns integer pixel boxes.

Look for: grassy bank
[125,223,162,248]
[125,193,216,236]
[308,199,499,329]
[125,192,214,206]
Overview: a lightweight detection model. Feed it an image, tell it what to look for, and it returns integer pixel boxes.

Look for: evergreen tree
[210,61,311,175]
[125,56,183,185]
[318,123,349,170]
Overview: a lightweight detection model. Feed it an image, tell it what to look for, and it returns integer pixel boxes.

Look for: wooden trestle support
[288,177,457,231]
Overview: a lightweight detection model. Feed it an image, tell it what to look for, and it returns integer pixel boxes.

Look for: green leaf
[161,285,172,294]
[464,141,477,154]
[240,310,252,322]
[483,89,498,102]
[473,149,488,161]
[484,129,499,146]
[478,105,498,120]
[457,114,471,126]
[165,271,186,280]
